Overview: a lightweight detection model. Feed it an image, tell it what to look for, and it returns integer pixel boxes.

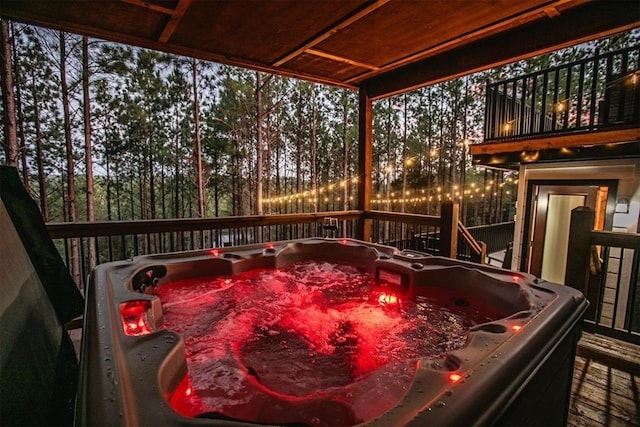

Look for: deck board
[569,333,640,427]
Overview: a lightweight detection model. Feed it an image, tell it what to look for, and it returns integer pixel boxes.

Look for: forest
[1,22,638,228]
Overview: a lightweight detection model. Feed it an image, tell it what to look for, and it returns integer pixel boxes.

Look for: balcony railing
[484,44,639,142]
[47,204,486,290]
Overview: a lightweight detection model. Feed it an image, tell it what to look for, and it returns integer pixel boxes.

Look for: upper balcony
[470,44,640,169]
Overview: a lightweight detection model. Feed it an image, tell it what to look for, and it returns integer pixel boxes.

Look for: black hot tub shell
[77,238,587,426]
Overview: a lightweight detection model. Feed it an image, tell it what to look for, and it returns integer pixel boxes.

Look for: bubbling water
[154,260,504,426]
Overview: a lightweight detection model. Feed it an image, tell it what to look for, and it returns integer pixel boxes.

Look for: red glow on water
[448,373,462,383]
[512,325,522,332]
[120,300,152,336]
[155,261,505,426]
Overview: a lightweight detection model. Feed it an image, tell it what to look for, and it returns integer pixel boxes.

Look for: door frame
[520,179,618,273]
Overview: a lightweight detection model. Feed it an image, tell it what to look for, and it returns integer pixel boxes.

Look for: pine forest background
[1,22,638,230]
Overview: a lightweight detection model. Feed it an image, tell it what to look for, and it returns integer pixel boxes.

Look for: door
[529,185,599,284]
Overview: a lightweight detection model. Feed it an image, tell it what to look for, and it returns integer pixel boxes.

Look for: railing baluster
[510,79,518,135]
[563,65,572,130]
[518,77,527,135]
[589,48,600,128]
[612,247,625,329]
[624,246,640,332]
[79,238,86,290]
[551,68,560,132]
[529,73,538,134]
[576,61,585,128]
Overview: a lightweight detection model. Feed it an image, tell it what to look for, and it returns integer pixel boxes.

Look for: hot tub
[77,238,587,426]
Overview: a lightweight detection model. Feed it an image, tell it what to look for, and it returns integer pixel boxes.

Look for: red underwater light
[511,325,522,332]
[378,292,399,305]
[448,373,462,383]
[167,374,202,417]
[120,300,153,336]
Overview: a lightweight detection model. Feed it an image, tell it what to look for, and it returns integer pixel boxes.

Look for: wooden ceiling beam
[306,48,378,71]
[362,1,640,99]
[158,0,192,43]
[544,6,561,18]
[121,0,192,43]
[472,141,640,169]
[120,0,174,15]
[345,0,584,85]
[468,128,640,156]
[272,0,390,67]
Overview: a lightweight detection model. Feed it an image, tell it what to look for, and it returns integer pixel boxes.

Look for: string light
[262,173,518,207]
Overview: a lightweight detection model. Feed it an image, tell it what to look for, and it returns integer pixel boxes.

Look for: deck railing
[47,203,485,290]
[484,44,639,141]
[566,207,640,344]
[467,221,515,255]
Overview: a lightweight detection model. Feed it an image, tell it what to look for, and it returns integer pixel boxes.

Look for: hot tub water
[152,260,505,425]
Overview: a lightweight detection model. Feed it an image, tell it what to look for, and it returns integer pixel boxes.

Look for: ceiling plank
[345,0,585,85]
[0,4,358,90]
[306,49,378,71]
[363,1,640,99]
[272,0,390,67]
[158,0,192,43]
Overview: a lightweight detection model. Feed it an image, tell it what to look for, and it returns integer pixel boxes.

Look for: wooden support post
[478,241,487,265]
[356,86,372,241]
[565,206,594,298]
[440,201,459,259]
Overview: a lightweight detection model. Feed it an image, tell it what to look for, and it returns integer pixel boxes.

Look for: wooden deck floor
[569,332,640,426]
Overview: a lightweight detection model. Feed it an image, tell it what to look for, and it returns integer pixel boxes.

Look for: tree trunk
[401,93,408,214]
[426,88,433,215]
[438,89,446,188]
[60,31,80,285]
[10,23,29,189]
[460,77,469,223]
[264,112,272,214]
[82,36,96,269]
[0,20,18,166]
[255,71,263,215]
[311,85,317,213]
[192,58,205,217]
[32,68,48,221]
[295,85,303,210]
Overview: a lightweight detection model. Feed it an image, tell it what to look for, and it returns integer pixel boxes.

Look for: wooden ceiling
[1,0,638,99]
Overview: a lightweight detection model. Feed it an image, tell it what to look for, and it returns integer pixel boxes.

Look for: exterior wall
[511,158,640,272]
